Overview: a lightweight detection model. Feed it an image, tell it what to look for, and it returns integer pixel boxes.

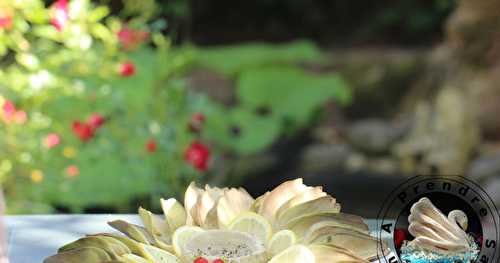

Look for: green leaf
[204,107,281,155]
[237,66,351,125]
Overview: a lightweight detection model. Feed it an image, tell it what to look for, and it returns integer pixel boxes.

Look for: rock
[347,119,409,154]
[481,176,500,211]
[394,87,480,175]
[325,48,427,118]
[467,152,500,183]
[446,0,500,65]
[345,153,399,175]
[298,143,351,173]
[470,67,500,139]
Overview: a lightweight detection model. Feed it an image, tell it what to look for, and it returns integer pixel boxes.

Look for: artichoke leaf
[304,225,380,261]
[94,233,150,257]
[309,244,369,263]
[59,236,130,258]
[275,196,340,228]
[286,212,369,238]
[276,187,326,216]
[44,247,113,263]
[108,220,155,245]
[160,198,187,233]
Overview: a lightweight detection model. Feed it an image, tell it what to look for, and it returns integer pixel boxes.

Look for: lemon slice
[139,243,180,262]
[268,245,315,263]
[267,230,297,257]
[181,230,267,263]
[228,212,272,246]
[172,225,204,256]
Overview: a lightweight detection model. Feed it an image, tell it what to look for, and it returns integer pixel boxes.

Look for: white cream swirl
[407,197,472,253]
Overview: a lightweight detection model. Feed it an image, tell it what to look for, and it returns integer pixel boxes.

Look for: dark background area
[92,0,456,46]
[188,0,455,46]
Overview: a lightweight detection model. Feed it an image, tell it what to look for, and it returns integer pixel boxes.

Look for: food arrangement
[44,179,386,263]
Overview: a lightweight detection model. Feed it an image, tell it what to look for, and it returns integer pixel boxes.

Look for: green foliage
[0,0,202,213]
[1,0,352,214]
[237,67,351,119]
[190,42,351,155]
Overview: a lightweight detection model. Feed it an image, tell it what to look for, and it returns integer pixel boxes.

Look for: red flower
[213,259,225,263]
[145,139,157,153]
[394,228,406,249]
[117,27,149,51]
[0,14,13,30]
[50,0,69,31]
[72,121,94,142]
[119,61,135,77]
[44,133,60,148]
[87,113,105,129]
[184,141,211,172]
[66,165,79,177]
[193,257,208,263]
[188,113,206,133]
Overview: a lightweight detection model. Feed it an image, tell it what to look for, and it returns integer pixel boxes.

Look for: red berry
[87,113,105,129]
[193,257,208,263]
[50,0,68,31]
[213,259,225,263]
[72,121,95,142]
[184,141,211,172]
[145,139,157,153]
[119,61,136,77]
[394,228,406,249]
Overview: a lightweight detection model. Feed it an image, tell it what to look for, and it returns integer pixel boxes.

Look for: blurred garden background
[1,0,500,217]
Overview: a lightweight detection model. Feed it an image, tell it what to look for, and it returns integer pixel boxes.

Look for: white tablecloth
[5,215,384,263]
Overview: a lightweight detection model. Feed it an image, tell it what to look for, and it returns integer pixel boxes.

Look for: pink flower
[119,61,136,77]
[44,133,61,149]
[66,165,79,177]
[0,14,12,30]
[14,110,27,124]
[2,100,16,117]
[87,113,105,129]
[117,26,149,51]
[2,100,27,124]
[51,0,69,31]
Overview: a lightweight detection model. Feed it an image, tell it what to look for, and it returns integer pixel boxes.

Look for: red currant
[193,257,208,263]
